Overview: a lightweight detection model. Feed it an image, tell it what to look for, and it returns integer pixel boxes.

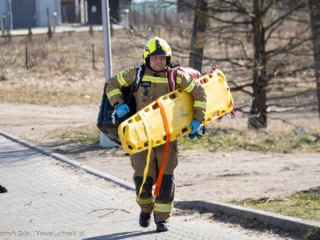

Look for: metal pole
[101,0,112,79]
[143,3,146,31]
[84,0,88,23]
[100,0,117,147]
[133,3,135,27]
[1,17,5,36]
[26,46,28,70]
[47,8,49,26]
[51,14,56,33]
[153,2,156,33]
[158,7,161,37]
[8,0,13,30]
[92,44,95,69]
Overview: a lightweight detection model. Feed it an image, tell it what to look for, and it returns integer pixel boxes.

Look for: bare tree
[309,0,320,123]
[189,0,208,71]
[167,0,315,129]
[122,0,317,129]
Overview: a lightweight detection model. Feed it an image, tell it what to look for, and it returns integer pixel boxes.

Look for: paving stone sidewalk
[0,135,294,240]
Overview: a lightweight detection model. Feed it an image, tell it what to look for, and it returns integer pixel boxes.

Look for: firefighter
[105,37,207,232]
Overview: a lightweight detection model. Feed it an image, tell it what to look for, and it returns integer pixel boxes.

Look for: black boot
[156,220,169,232]
[139,211,151,228]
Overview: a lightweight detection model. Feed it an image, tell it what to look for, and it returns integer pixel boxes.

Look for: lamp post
[100,0,118,147]
[8,0,13,30]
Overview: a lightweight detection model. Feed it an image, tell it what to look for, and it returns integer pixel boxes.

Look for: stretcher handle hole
[162,96,168,100]
[123,126,129,137]
[127,143,133,150]
[163,135,167,141]
[144,108,150,113]
[169,93,177,99]
[182,127,188,134]
[200,77,209,84]
[134,115,141,122]
[152,103,159,110]
[144,142,148,147]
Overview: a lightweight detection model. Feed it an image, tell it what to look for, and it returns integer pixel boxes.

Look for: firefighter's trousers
[130,140,178,223]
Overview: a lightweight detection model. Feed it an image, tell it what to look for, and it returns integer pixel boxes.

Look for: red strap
[154,98,171,196]
[168,69,176,91]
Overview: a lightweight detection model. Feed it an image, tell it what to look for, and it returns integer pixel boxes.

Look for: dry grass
[43,121,320,154]
[179,124,320,153]
[46,124,100,145]
[0,24,316,108]
[0,30,143,106]
[0,87,101,105]
[232,193,320,221]
[0,29,198,106]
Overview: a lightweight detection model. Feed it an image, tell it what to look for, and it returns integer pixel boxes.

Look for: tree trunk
[309,0,320,124]
[248,0,268,129]
[189,0,208,73]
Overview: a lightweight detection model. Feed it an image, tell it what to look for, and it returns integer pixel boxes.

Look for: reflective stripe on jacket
[105,66,207,122]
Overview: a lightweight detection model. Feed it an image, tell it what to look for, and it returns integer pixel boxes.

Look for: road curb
[0,130,135,191]
[174,200,320,231]
[1,130,319,232]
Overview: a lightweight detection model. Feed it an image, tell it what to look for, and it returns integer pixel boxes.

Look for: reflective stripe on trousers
[154,202,173,213]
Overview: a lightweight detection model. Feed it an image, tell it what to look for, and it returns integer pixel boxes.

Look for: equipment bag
[167,66,202,91]
[96,65,145,145]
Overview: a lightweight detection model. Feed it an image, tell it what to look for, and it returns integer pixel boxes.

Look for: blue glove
[188,132,198,140]
[189,119,201,134]
[116,104,130,118]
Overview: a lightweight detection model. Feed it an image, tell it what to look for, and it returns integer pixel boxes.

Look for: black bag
[96,65,145,145]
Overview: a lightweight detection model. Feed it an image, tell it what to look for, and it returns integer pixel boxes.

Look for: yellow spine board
[118,70,234,155]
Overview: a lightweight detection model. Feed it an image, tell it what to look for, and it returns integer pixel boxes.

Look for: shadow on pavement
[39,139,121,156]
[84,230,159,240]
[0,149,42,165]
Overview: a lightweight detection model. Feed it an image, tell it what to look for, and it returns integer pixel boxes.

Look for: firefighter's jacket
[105,66,207,122]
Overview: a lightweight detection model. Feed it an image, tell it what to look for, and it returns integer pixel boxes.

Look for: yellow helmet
[143,37,172,64]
